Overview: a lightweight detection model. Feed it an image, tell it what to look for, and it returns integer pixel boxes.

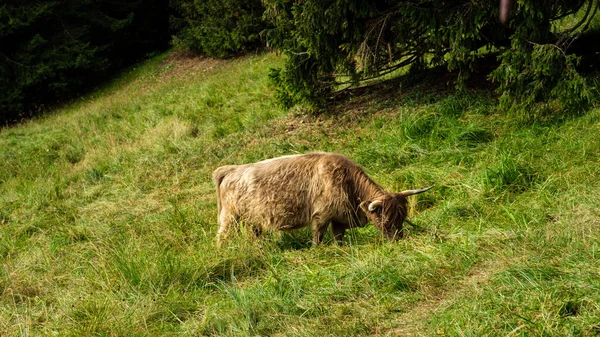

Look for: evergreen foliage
[171,0,267,58]
[263,0,599,111]
[0,0,170,124]
[491,0,598,112]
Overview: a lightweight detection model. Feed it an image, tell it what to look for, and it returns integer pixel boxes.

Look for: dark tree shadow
[323,54,501,117]
[321,51,598,128]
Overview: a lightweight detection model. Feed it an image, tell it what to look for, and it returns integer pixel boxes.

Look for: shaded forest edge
[2,0,600,125]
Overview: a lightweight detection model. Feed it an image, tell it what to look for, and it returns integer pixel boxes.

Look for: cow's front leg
[331,222,346,245]
[311,222,328,246]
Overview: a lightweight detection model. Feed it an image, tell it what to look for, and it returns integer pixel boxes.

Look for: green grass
[1,50,600,336]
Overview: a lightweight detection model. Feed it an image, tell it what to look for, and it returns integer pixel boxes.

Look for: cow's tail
[212,165,237,215]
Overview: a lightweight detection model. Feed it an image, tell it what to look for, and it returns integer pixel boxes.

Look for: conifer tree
[263,0,599,112]
[0,0,170,123]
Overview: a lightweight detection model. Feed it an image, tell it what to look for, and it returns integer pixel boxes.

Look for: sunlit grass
[1,50,600,336]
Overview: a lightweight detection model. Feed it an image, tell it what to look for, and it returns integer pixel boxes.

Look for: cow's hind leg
[252,225,262,238]
[216,207,237,248]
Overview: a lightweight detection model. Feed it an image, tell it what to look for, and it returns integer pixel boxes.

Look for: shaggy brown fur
[213,152,431,246]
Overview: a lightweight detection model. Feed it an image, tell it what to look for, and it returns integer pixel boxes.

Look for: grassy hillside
[1,51,600,336]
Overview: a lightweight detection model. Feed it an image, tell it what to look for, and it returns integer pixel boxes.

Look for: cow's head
[360,187,432,239]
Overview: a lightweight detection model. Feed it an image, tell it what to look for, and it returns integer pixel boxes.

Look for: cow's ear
[359,201,370,213]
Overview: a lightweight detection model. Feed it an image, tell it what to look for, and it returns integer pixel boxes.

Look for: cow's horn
[368,200,383,212]
[400,186,433,196]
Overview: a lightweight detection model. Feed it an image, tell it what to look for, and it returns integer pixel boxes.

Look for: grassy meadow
[1,50,600,336]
